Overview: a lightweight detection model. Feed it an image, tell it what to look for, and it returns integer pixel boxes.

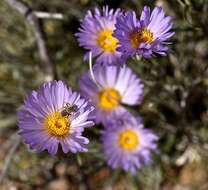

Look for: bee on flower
[79,64,144,125]
[18,81,94,155]
[114,6,175,61]
[101,113,158,174]
[76,6,122,65]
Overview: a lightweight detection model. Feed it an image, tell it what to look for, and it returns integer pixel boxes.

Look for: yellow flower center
[118,129,139,150]
[130,28,154,48]
[44,112,70,137]
[98,88,121,110]
[97,30,118,52]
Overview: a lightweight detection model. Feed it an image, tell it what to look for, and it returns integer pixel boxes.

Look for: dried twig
[35,11,64,20]
[4,0,57,81]
[0,133,21,184]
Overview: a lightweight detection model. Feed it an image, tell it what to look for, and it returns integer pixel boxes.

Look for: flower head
[75,6,122,65]
[114,6,175,60]
[18,80,94,155]
[79,65,144,124]
[102,113,158,174]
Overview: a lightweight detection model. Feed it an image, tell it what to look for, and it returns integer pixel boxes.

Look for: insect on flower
[18,80,95,155]
[60,103,79,117]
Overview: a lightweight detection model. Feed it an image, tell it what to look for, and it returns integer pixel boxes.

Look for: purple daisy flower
[102,113,158,174]
[114,6,175,60]
[75,6,122,65]
[18,80,94,155]
[79,65,144,124]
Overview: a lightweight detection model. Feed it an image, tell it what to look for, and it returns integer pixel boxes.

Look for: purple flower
[102,113,158,174]
[114,6,175,61]
[79,65,144,124]
[18,80,94,155]
[75,6,122,65]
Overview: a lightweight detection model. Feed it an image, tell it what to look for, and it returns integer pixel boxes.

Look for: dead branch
[4,0,57,81]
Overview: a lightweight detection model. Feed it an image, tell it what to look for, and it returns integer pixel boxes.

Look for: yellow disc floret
[44,112,70,137]
[98,88,121,110]
[130,28,153,48]
[97,30,118,52]
[118,129,139,150]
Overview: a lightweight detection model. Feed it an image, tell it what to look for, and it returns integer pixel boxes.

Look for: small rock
[179,160,208,188]
[55,163,67,177]
[47,178,69,190]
